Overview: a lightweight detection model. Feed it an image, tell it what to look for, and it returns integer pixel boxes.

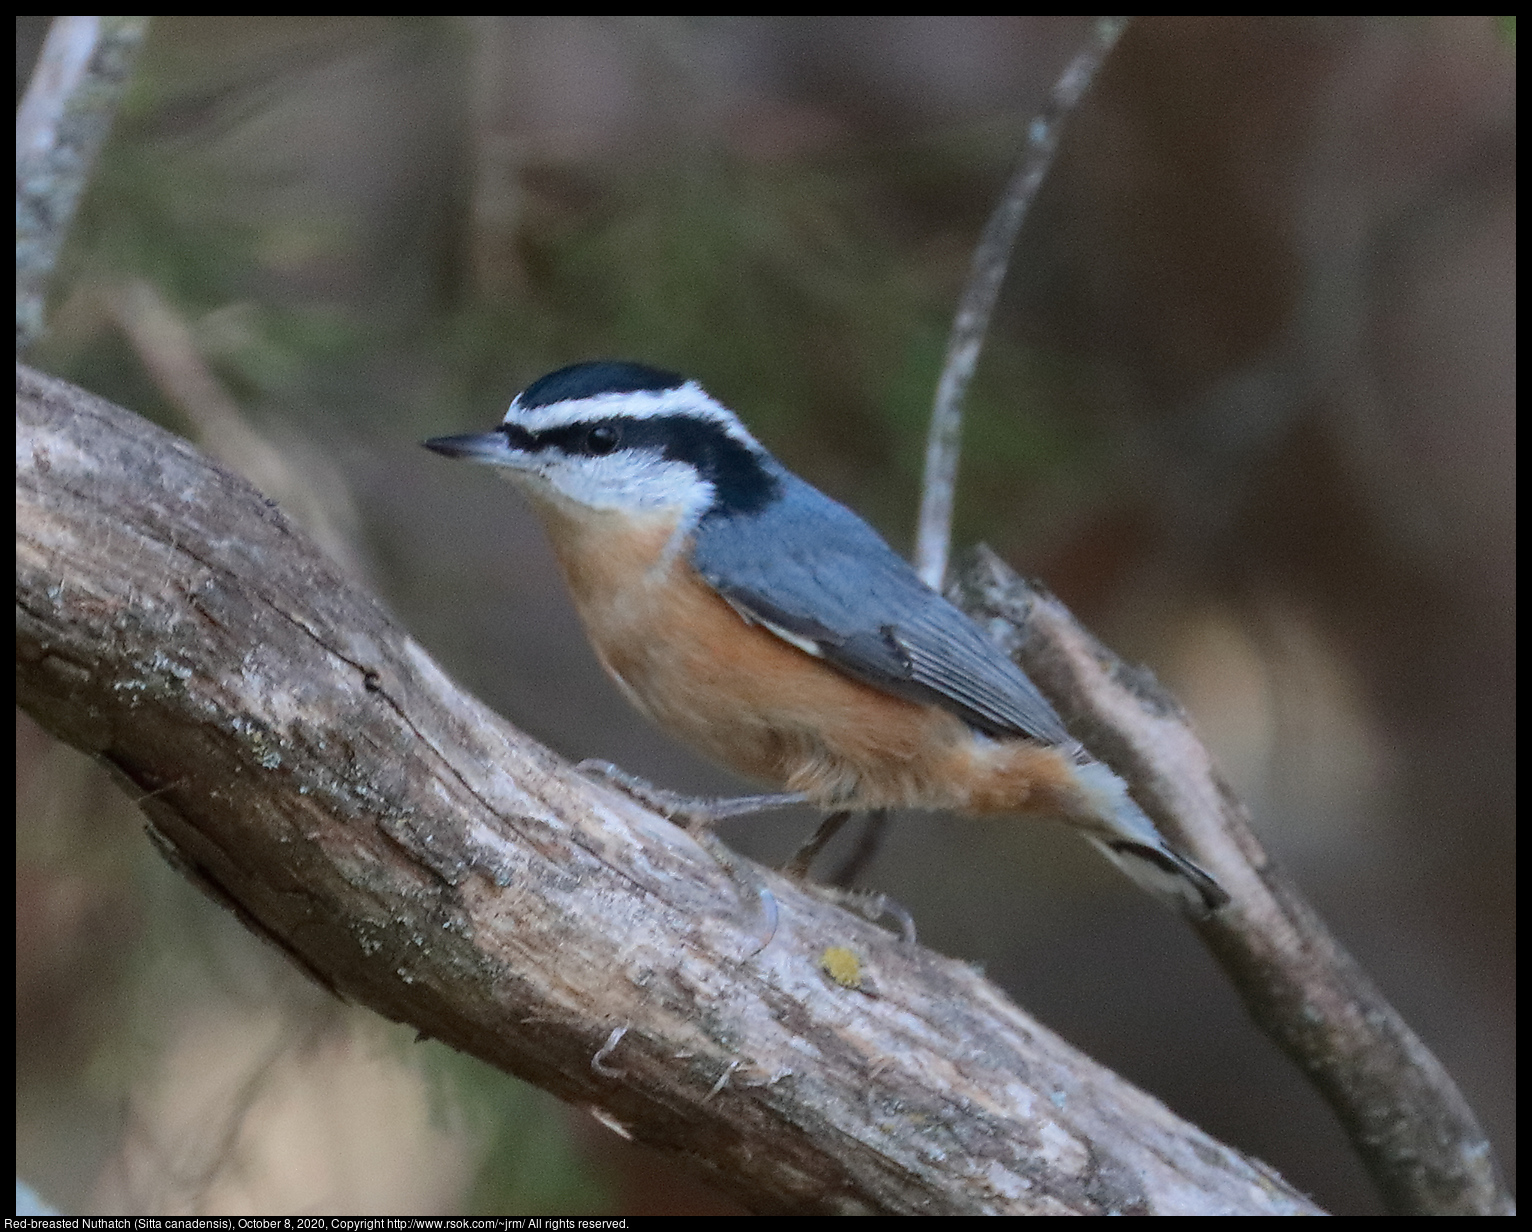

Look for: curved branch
[951,546,1514,1217]
[16,363,1318,1215]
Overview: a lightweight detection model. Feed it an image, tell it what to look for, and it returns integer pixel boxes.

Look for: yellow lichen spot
[819,946,864,989]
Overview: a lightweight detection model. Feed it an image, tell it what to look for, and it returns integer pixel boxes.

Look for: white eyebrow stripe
[502,382,762,450]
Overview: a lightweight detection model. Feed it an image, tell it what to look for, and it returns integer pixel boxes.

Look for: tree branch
[16,363,1320,1214]
[951,547,1515,1217]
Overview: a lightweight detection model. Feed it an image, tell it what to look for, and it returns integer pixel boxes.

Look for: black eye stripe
[500,420,630,457]
[497,422,539,450]
[495,414,778,514]
[498,422,613,455]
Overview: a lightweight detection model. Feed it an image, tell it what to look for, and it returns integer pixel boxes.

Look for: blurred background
[16,15,1514,1216]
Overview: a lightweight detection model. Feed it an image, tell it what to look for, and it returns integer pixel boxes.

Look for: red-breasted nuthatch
[424,361,1229,918]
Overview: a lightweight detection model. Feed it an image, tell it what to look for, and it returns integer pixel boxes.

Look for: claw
[577,759,788,955]
[808,885,917,946]
[688,825,780,957]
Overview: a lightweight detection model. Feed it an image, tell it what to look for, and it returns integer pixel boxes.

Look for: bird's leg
[780,810,854,879]
[828,809,892,889]
[577,760,805,833]
[780,808,917,945]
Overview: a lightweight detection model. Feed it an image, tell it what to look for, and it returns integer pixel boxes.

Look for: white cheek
[549,453,711,515]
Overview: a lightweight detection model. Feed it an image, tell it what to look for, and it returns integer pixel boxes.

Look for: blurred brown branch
[951,549,1514,1217]
[16,363,1320,1215]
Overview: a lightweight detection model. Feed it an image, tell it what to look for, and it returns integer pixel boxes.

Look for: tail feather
[1072,762,1230,918]
[1087,835,1229,919]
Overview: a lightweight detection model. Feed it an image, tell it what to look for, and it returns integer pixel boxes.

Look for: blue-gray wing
[690,469,1073,747]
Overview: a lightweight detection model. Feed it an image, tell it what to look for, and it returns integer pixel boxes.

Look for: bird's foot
[779,809,917,945]
[578,759,803,955]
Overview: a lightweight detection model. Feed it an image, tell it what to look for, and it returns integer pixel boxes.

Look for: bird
[423,361,1229,919]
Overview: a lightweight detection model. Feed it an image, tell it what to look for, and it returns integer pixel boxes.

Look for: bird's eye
[585,424,621,455]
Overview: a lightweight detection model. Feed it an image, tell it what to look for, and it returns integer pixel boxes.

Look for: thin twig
[915,16,1128,588]
[16,16,149,352]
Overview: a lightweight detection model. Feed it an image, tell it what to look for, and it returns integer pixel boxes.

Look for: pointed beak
[422,430,537,473]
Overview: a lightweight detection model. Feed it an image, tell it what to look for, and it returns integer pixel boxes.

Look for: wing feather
[690,468,1072,746]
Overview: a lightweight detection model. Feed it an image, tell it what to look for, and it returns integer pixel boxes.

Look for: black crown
[518,361,685,409]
